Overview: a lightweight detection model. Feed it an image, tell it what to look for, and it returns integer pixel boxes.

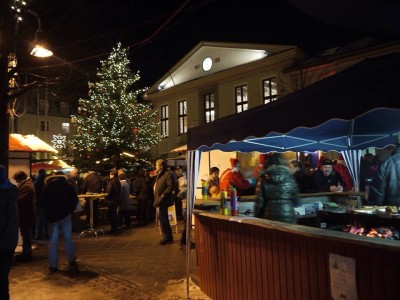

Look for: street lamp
[17,10,53,58]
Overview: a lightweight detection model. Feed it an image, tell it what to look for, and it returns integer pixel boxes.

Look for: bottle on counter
[201,180,208,200]
[220,190,228,215]
[230,187,238,216]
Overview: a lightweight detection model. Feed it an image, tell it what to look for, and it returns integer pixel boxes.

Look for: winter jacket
[219,168,250,196]
[105,177,121,208]
[132,175,154,201]
[334,162,353,191]
[43,175,78,223]
[119,179,130,211]
[368,147,400,205]
[34,174,46,207]
[311,169,346,192]
[16,178,36,228]
[153,169,174,207]
[82,172,103,193]
[255,165,299,224]
[0,180,19,252]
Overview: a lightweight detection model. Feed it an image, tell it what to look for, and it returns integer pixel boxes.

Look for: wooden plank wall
[194,215,400,300]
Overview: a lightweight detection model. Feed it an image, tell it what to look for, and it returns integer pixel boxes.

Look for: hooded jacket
[255,164,299,224]
[43,175,78,223]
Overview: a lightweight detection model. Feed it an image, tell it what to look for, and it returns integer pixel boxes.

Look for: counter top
[193,210,400,252]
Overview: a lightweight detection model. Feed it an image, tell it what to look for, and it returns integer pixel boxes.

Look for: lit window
[235,85,248,113]
[62,122,70,134]
[178,100,187,135]
[263,77,278,104]
[160,105,169,137]
[204,93,215,123]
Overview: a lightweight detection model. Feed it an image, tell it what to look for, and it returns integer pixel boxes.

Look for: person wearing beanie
[219,158,251,196]
[311,158,346,192]
[0,165,19,299]
[12,170,36,262]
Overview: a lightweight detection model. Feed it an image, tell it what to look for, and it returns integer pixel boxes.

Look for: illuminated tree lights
[70,43,162,168]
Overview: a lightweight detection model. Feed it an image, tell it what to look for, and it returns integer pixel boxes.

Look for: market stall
[184,53,400,299]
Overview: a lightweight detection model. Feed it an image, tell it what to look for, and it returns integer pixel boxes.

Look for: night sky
[18,0,399,100]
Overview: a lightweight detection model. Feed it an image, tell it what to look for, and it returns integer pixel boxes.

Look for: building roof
[145,41,296,95]
[9,134,58,153]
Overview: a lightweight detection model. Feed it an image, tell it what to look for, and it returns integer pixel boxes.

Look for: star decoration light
[52,134,67,149]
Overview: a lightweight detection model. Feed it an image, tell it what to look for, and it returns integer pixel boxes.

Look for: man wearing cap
[220,158,251,196]
[311,158,346,192]
[0,165,19,299]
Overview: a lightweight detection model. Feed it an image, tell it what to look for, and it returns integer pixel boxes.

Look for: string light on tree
[70,43,162,169]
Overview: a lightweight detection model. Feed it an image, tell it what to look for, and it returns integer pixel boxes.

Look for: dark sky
[19,0,398,100]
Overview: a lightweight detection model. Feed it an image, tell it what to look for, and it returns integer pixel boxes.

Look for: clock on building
[202,57,213,71]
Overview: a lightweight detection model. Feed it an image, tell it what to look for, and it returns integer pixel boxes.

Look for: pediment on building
[145,41,295,95]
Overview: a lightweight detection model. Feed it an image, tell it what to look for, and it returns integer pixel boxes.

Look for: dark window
[263,77,278,104]
[204,93,215,123]
[235,85,248,113]
[40,121,49,132]
[160,105,168,137]
[60,102,69,115]
[178,100,187,135]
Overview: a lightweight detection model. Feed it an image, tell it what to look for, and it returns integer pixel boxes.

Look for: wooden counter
[193,211,400,300]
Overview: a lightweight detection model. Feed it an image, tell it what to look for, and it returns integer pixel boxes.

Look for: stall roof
[9,134,58,153]
[188,52,400,152]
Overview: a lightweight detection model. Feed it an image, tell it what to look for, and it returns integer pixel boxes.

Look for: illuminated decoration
[70,43,162,167]
[52,134,66,149]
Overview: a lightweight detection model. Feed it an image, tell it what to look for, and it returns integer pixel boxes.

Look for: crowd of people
[0,159,190,299]
[1,142,399,298]
[202,144,400,225]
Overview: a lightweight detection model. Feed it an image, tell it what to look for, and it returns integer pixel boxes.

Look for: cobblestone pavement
[9,220,210,300]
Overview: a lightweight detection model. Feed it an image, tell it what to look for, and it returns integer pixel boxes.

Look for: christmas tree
[70,43,162,169]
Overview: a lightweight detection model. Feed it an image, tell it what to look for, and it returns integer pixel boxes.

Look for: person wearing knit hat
[0,165,19,299]
[311,157,346,192]
[219,158,251,196]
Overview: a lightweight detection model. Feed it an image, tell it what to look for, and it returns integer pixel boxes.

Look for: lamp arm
[25,10,42,30]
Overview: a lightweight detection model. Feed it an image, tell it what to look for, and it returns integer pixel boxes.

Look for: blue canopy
[196,107,400,153]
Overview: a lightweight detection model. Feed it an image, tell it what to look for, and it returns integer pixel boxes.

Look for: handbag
[74,201,83,213]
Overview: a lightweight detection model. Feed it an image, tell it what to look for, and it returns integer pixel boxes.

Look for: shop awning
[171,144,187,153]
[9,134,58,153]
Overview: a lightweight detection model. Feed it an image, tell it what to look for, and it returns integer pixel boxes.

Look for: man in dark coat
[153,159,174,244]
[81,169,103,228]
[34,168,48,240]
[311,159,346,192]
[368,140,400,205]
[0,165,19,300]
[43,171,79,272]
[13,170,36,262]
[105,169,121,234]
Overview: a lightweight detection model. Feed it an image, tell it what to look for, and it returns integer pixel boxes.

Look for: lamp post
[24,10,53,58]
[0,4,53,175]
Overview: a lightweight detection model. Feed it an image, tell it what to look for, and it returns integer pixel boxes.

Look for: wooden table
[78,193,108,238]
